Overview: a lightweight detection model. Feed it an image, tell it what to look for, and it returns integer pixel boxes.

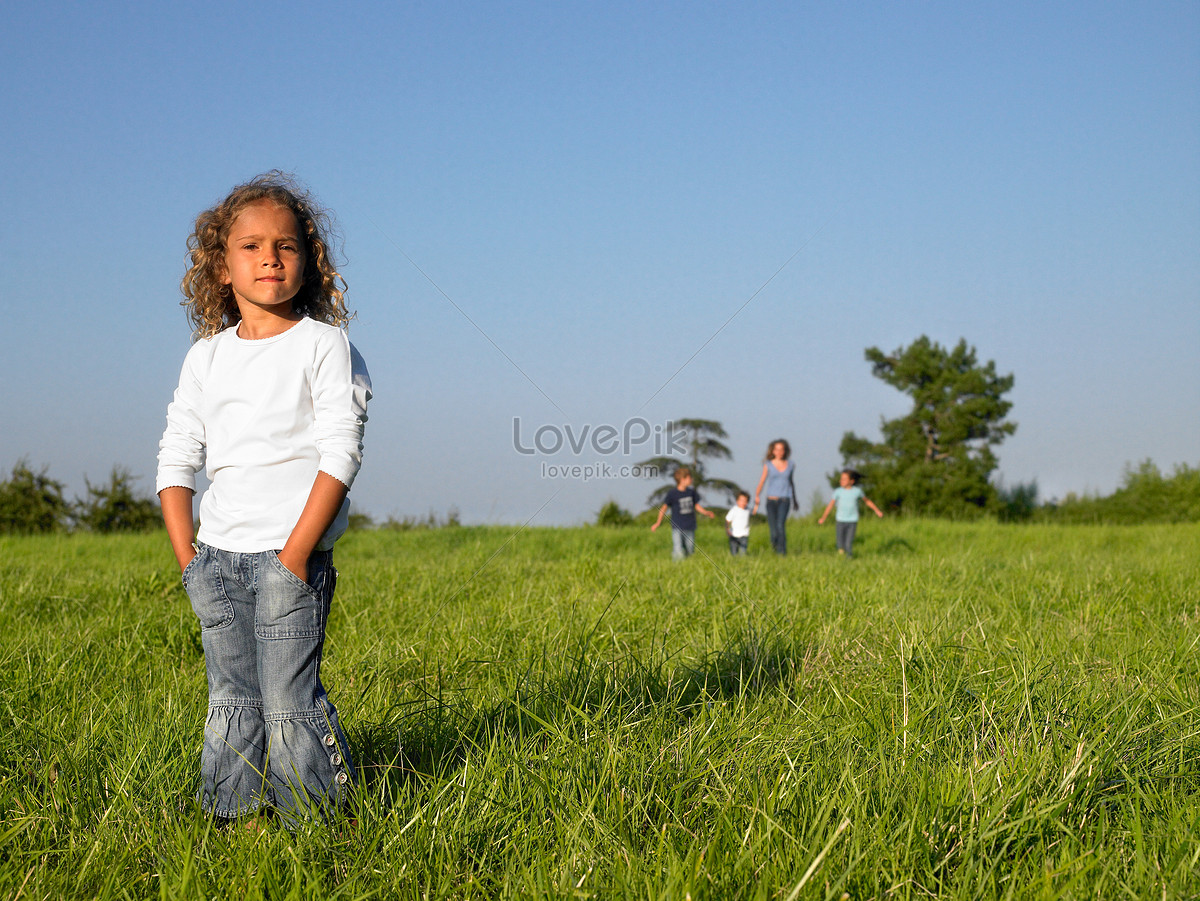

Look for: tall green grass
[2,520,1198,899]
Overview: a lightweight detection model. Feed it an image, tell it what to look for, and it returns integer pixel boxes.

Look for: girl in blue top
[818,469,883,558]
[752,439,797,555]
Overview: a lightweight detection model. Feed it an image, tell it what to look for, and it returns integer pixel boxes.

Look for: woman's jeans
[182,544,354,822]
[766,498,790,555]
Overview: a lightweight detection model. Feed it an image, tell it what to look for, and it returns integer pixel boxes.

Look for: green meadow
[2,520,1198,899]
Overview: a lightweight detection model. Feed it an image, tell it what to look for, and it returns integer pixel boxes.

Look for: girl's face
[839,472,853,488]
[222,202,306,317]
[771,442,786,460]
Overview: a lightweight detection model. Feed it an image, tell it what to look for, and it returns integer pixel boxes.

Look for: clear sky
[2,1,1197,525]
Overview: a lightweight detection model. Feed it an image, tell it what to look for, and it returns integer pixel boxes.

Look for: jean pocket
[265,551,320,596]
[183,553,235,630]
[181,545,203,586]
[257,553,325,639]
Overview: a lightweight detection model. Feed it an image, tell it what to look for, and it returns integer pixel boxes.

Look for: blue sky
[2,1,1197,525]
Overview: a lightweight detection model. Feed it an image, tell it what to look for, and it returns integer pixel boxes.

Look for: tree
[838,337,1016,517]
[74,467,161,533]
[638,418,746,507]
[0,460,71,534]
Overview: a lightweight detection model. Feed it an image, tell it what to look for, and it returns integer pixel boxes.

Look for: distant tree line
[1036,461,1200,525]
[0,461,161,535]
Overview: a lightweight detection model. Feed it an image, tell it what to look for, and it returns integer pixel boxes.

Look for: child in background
[157,172,371,825]
[818,469,883,558]
[651,467,715,559]
[725,491,751,556]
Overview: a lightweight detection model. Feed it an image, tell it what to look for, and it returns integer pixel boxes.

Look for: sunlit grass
[2,520,1198,898]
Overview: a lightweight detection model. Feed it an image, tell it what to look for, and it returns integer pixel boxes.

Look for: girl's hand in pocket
[276,548,309,582]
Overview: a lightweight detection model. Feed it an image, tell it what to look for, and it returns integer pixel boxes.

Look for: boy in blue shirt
[651,467,715,559]
[818,469,883,558]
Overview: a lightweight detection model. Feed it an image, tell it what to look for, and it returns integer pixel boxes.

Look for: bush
[997,479,1039,522]
[0,460,70,534]
[595,500,634,527]
[381,507,461,531]
[347,508,376,531]
[1046,460,1200,524]
[74,467,161,533]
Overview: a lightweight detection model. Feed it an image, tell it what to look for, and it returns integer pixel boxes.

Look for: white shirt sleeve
[156,341,210,494]
[312,328,371,489]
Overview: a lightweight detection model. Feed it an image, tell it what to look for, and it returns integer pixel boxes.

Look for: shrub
[1046,460,1200,524]
[0,460,71,534]
[74,467,161,533]
[997,479,1039,522]
[595,500,634,527]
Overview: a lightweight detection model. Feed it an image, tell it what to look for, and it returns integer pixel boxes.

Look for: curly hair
[181,171,351,339]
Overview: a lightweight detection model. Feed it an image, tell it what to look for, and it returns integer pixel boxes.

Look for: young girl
[817,469,884,558]
[752,439,797,555]
[156,172,371,824]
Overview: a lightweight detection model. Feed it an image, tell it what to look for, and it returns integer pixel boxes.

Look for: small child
[725,491,751,556]
[157,173,371,824]
[817,469,883,558]
[651,467,715,559]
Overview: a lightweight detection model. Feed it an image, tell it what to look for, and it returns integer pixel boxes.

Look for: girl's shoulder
[302,316,342,335]
[180,325,232,369]
[300,316,356,351]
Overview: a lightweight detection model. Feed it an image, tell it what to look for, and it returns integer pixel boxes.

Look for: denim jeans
[728,534,748,556]
[766,498,790,555]
[836,521,858,557]
[671,527,696,560]
[182,544,353,822]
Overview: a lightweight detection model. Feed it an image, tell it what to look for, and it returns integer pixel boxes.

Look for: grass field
[2,520,1199,899]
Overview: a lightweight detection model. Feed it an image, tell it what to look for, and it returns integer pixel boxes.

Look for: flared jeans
[182,544,354,822]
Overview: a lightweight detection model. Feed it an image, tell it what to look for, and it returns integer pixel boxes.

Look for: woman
[753,439,797,555]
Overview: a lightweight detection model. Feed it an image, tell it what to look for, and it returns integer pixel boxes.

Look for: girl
[157,172,371,824]
[817,469,884,558]
[752,439,797,555]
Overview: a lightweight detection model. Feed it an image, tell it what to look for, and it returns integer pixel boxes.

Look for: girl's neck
[236,307,304,340]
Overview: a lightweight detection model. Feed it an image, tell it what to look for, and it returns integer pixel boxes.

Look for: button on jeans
[182,544,353,822]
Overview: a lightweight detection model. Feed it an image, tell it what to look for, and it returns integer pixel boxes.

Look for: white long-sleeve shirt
[156,317,371,552]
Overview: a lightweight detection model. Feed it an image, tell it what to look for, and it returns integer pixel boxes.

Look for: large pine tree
[839,337,1016,517]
